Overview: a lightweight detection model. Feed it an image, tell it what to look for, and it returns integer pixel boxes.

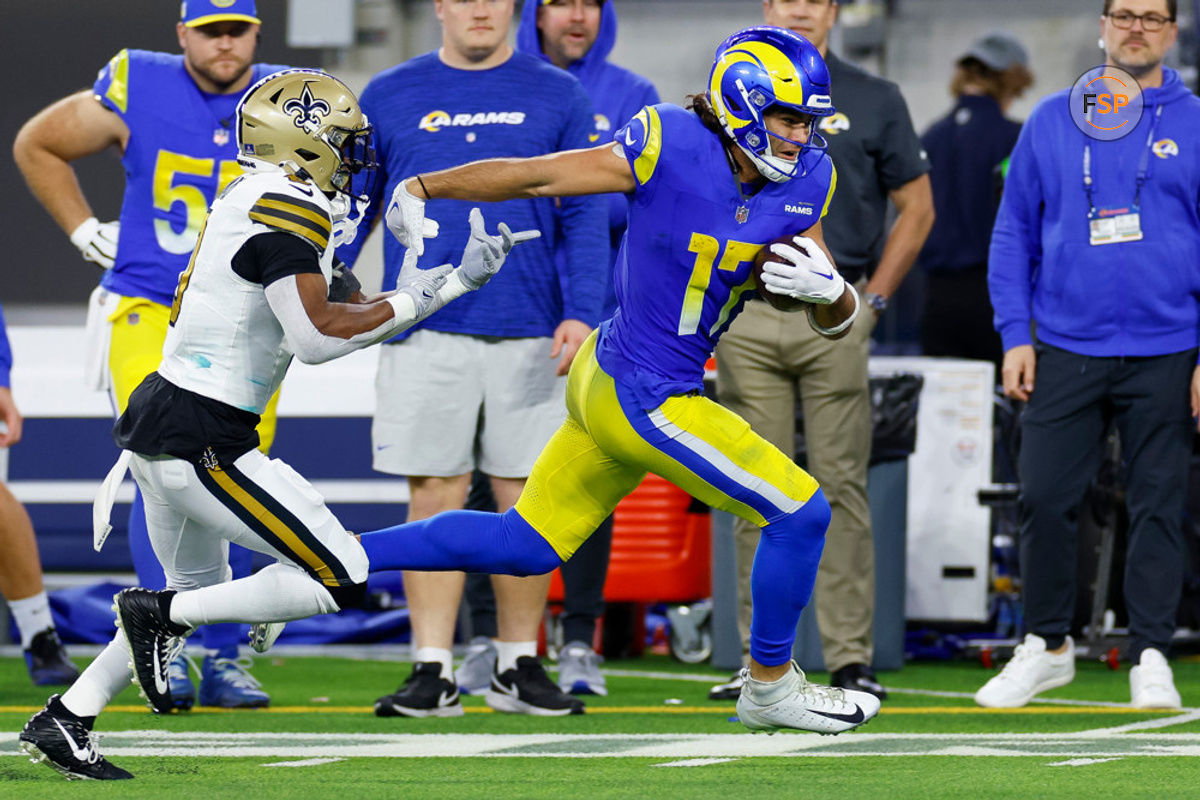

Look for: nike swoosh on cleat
[439,690,458,707]
[810,706,865,724]
[152,646,169,697]
[51,719,93,762]
[493,680,520,698]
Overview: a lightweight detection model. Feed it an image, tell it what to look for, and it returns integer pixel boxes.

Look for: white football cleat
[975,634,1075,708]
[736,661,880,735]
[249,622,285,654]
[1130,648,1182,709]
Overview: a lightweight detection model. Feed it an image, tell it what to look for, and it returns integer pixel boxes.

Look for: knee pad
[763,488,831,544]
[500,509,563,576]
[327,581,369,611]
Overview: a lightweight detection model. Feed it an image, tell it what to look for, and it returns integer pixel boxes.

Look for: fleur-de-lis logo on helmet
[283,83,331,130]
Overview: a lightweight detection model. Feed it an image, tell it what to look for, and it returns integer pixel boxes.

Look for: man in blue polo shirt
[454,0,661,700]
[337,0,607,719]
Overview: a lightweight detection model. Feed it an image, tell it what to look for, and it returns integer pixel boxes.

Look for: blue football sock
[360,507,561,576]
[748,488,831,666]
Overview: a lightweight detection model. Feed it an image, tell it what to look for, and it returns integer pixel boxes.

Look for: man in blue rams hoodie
[981,0,1200,710]
[457,0,659,699]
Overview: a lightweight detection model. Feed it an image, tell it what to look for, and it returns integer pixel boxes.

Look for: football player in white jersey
[17,69,537,781]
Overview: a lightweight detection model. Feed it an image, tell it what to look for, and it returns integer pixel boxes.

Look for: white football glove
[395,251,454,318]
[457,207,541,291]
[384,180,439,256]
[759,235,845,304]
[70,217,120,269]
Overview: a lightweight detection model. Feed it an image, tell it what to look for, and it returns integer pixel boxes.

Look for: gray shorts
[372,329,567,478]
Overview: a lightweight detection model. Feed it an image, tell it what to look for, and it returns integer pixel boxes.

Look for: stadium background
[4,0,1195,313]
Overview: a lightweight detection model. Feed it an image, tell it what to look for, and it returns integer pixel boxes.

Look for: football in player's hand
[753,234,813,313]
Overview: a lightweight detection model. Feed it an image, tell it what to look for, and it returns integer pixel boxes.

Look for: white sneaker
[1130,648,1182,709]
[736,661,880,735]
[974,634,1075,708]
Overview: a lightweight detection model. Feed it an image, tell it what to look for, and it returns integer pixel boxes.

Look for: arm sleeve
[875,83,931,190]
[231,232,323,287]
[987,114,1044,351]
[555,80,608,326]
[263,269,475,365]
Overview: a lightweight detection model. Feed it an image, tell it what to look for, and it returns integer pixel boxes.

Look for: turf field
[3,649,1200,798]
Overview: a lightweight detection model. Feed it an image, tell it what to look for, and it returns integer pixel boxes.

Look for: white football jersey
[158,170,335,414]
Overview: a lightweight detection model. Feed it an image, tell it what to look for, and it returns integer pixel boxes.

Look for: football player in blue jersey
[362,25,880,734]
[13,0,287,709]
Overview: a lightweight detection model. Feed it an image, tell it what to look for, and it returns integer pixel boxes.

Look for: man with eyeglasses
[980,0,1200,709]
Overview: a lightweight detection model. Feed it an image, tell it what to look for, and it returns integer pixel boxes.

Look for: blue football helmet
[708,26,835,182]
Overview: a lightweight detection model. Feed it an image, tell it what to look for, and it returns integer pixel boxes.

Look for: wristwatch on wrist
[864,292,888,313]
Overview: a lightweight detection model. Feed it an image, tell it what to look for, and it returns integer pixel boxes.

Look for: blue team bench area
[5,325,414,646]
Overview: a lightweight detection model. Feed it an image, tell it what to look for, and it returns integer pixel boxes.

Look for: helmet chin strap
[740,143,795,183]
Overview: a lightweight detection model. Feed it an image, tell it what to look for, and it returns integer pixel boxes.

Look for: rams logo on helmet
[707,26,835,182]
[283,84,332,130]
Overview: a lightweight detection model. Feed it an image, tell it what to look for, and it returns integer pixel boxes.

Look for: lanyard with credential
[1082,103,1163,214]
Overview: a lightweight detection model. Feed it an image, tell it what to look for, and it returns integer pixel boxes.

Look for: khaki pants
[714,295,875,672]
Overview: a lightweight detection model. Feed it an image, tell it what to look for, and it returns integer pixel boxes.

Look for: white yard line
[1083,709,1200,735]
[5,731,1200,759]
[263,757,346,767]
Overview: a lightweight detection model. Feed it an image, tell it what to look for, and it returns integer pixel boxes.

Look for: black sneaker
[18,696,132,780]
[374,662,463,718]
[486,656,585,716]
[25,629,81,687]
[113,588,191,715]
[707,671,744,701]
[830,663,888,700]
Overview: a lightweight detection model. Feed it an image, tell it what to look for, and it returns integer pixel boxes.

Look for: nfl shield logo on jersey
[213,128,230,146]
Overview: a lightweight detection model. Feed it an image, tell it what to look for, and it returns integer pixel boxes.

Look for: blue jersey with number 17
[595,103,836,410]
[92,50,289,306]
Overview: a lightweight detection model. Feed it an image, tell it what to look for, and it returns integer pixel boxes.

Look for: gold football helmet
[236,69,376,198]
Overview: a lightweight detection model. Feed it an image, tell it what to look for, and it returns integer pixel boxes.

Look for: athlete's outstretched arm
[266,209,537,364]
[386,144,634,255]
[418,142,636,201]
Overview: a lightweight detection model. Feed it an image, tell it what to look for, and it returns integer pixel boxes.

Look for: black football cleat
[25,628,81,687]
[114,588,190,715]
[18,696,132,780]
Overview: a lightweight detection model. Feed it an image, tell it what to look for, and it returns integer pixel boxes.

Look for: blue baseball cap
[181,0,260,28]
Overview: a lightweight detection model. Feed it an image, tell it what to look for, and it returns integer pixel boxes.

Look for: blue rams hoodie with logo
[989,67,1200,358]
[516,0,659,318]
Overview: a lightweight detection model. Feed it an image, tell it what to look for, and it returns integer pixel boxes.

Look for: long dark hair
[685,93,730,141]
